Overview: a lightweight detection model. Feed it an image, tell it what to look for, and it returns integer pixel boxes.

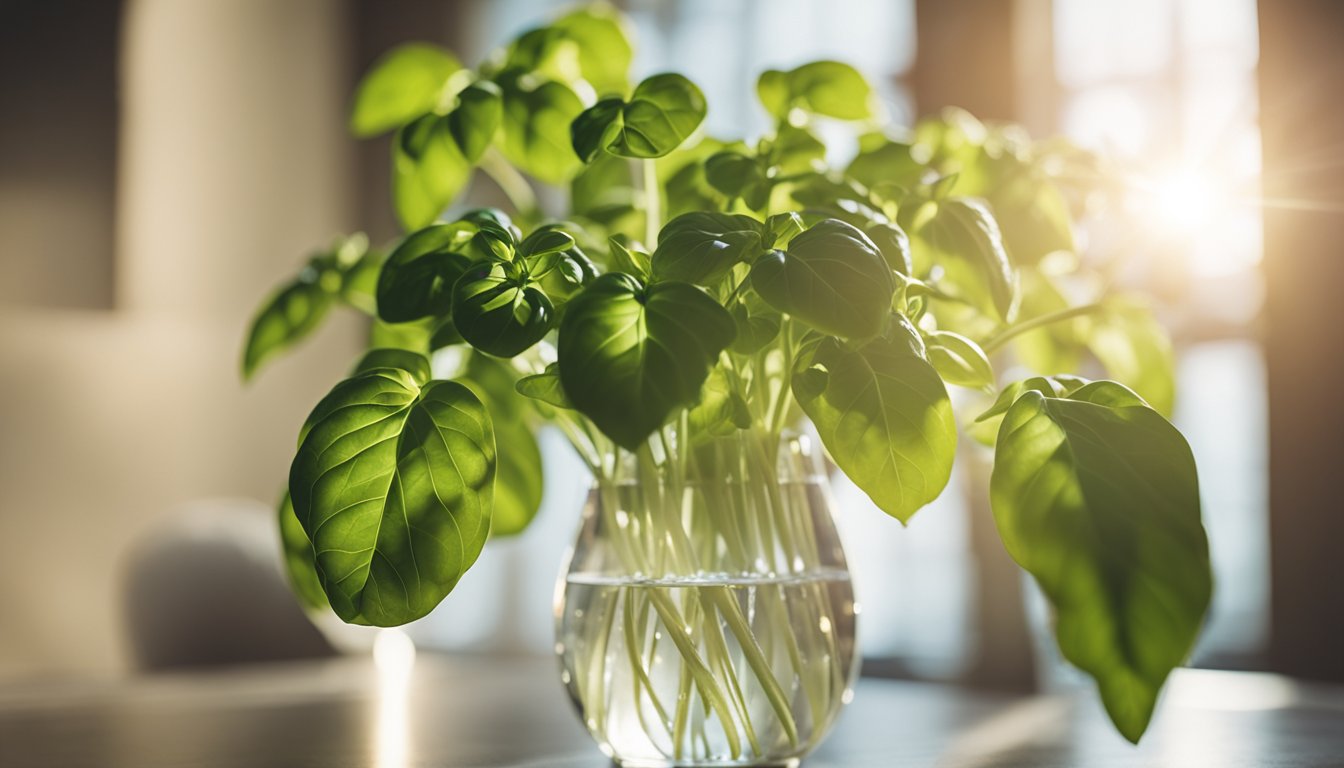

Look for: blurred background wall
[0,0,363,678]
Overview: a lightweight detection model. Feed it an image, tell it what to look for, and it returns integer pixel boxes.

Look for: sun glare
[1148,166,1222,239]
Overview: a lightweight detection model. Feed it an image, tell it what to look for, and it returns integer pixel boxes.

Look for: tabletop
[2,653,1342,767]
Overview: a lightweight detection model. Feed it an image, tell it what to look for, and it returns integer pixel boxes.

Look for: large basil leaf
[350,43,463,137]
[651,212,764,285]
[990,381,1210,742]
[452,262,556,358]
[392,114,472,230]
[242,277,333,380]
[903,197,1018,321]
[571,74,707,160]
[558,273,735,449]
[793,315,956,523]
[376,223,476,323]
[757,61,874,121]
[278,492,328,611]
[499,75,585,184]
[291,370,496,626]
[750,219,894,339]
[461,355,543,537]
[448,81,503,162]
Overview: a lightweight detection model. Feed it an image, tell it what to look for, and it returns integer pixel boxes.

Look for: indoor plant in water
[243,5,1212,766]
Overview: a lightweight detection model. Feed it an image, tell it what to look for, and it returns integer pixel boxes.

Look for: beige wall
[0,0,361,679]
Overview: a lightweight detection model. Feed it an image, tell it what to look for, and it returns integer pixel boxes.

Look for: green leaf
[903,197,1018,321]
[241,277,333,380]
[558,273,735,449]
[757,61,874,121]
[499,75,586,184]
[516,363,573,410]
[651,212,764,286]
[290,370,496,626]
[688,366,750,437]
[616,73,707,157]
[990,381,1210,742]
[352,348,432,385]
[572,74,707,161]
[925,329,994,390]
[278,492,328,611]
[392,114,472,230]
[704,151,770,208]
[793,315,956,523]
[448,81,503,162]
[750,219,894,339]
[761,122,827,174]
[570,97,625,164]
[551,5,635,96]
[846,138,928,192]
[729,297,782,354]
[461,354,543,537]
[376,223,476,323]
[607,236,651,281]
[452,261,556,358]
[350,43,463,137]
[1089,301,1176,416]
[864,222,914,275]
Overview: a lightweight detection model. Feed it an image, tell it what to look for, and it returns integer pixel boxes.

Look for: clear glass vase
[555,430,859,768]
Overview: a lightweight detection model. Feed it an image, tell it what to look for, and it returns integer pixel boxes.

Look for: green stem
[643,158,661,247]
[478,147,540,220]
[981,302,1109,354]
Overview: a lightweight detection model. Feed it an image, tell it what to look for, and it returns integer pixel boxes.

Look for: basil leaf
[750,219,894,339]
[990,381,1210,742]
[291,371,496,626]
[1089,301,1176,416]
[705,150,771,209]
[864,222,914,275]
[846,138,928,191]
[350,43,462,137]
[352,348,432,385]
[552,5,634,96]
[651,212,764,286]
[499,75,585,184]
[452,262,556,358]
[571,97,626,163]
[376,223,476,323]
[572,74,708,161]
[392,114,472,230]
[729,298,782,354]
[516,363,573,410]
[241,278,333,380]
[448,80,503,162]
[278,492,327,611]
[793,316,956,523]
[757,60,874,121]
[925,329,994,390]
[558,273,736,449]
[462,354,543,537]
[904,197,1018,321]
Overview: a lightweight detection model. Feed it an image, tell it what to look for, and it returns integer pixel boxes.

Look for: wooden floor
[1,654,1342,767]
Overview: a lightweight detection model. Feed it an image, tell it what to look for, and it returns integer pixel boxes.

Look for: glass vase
[555,430,859,767]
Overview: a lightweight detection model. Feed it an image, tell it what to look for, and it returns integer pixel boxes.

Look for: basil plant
[244,5,1210,744]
